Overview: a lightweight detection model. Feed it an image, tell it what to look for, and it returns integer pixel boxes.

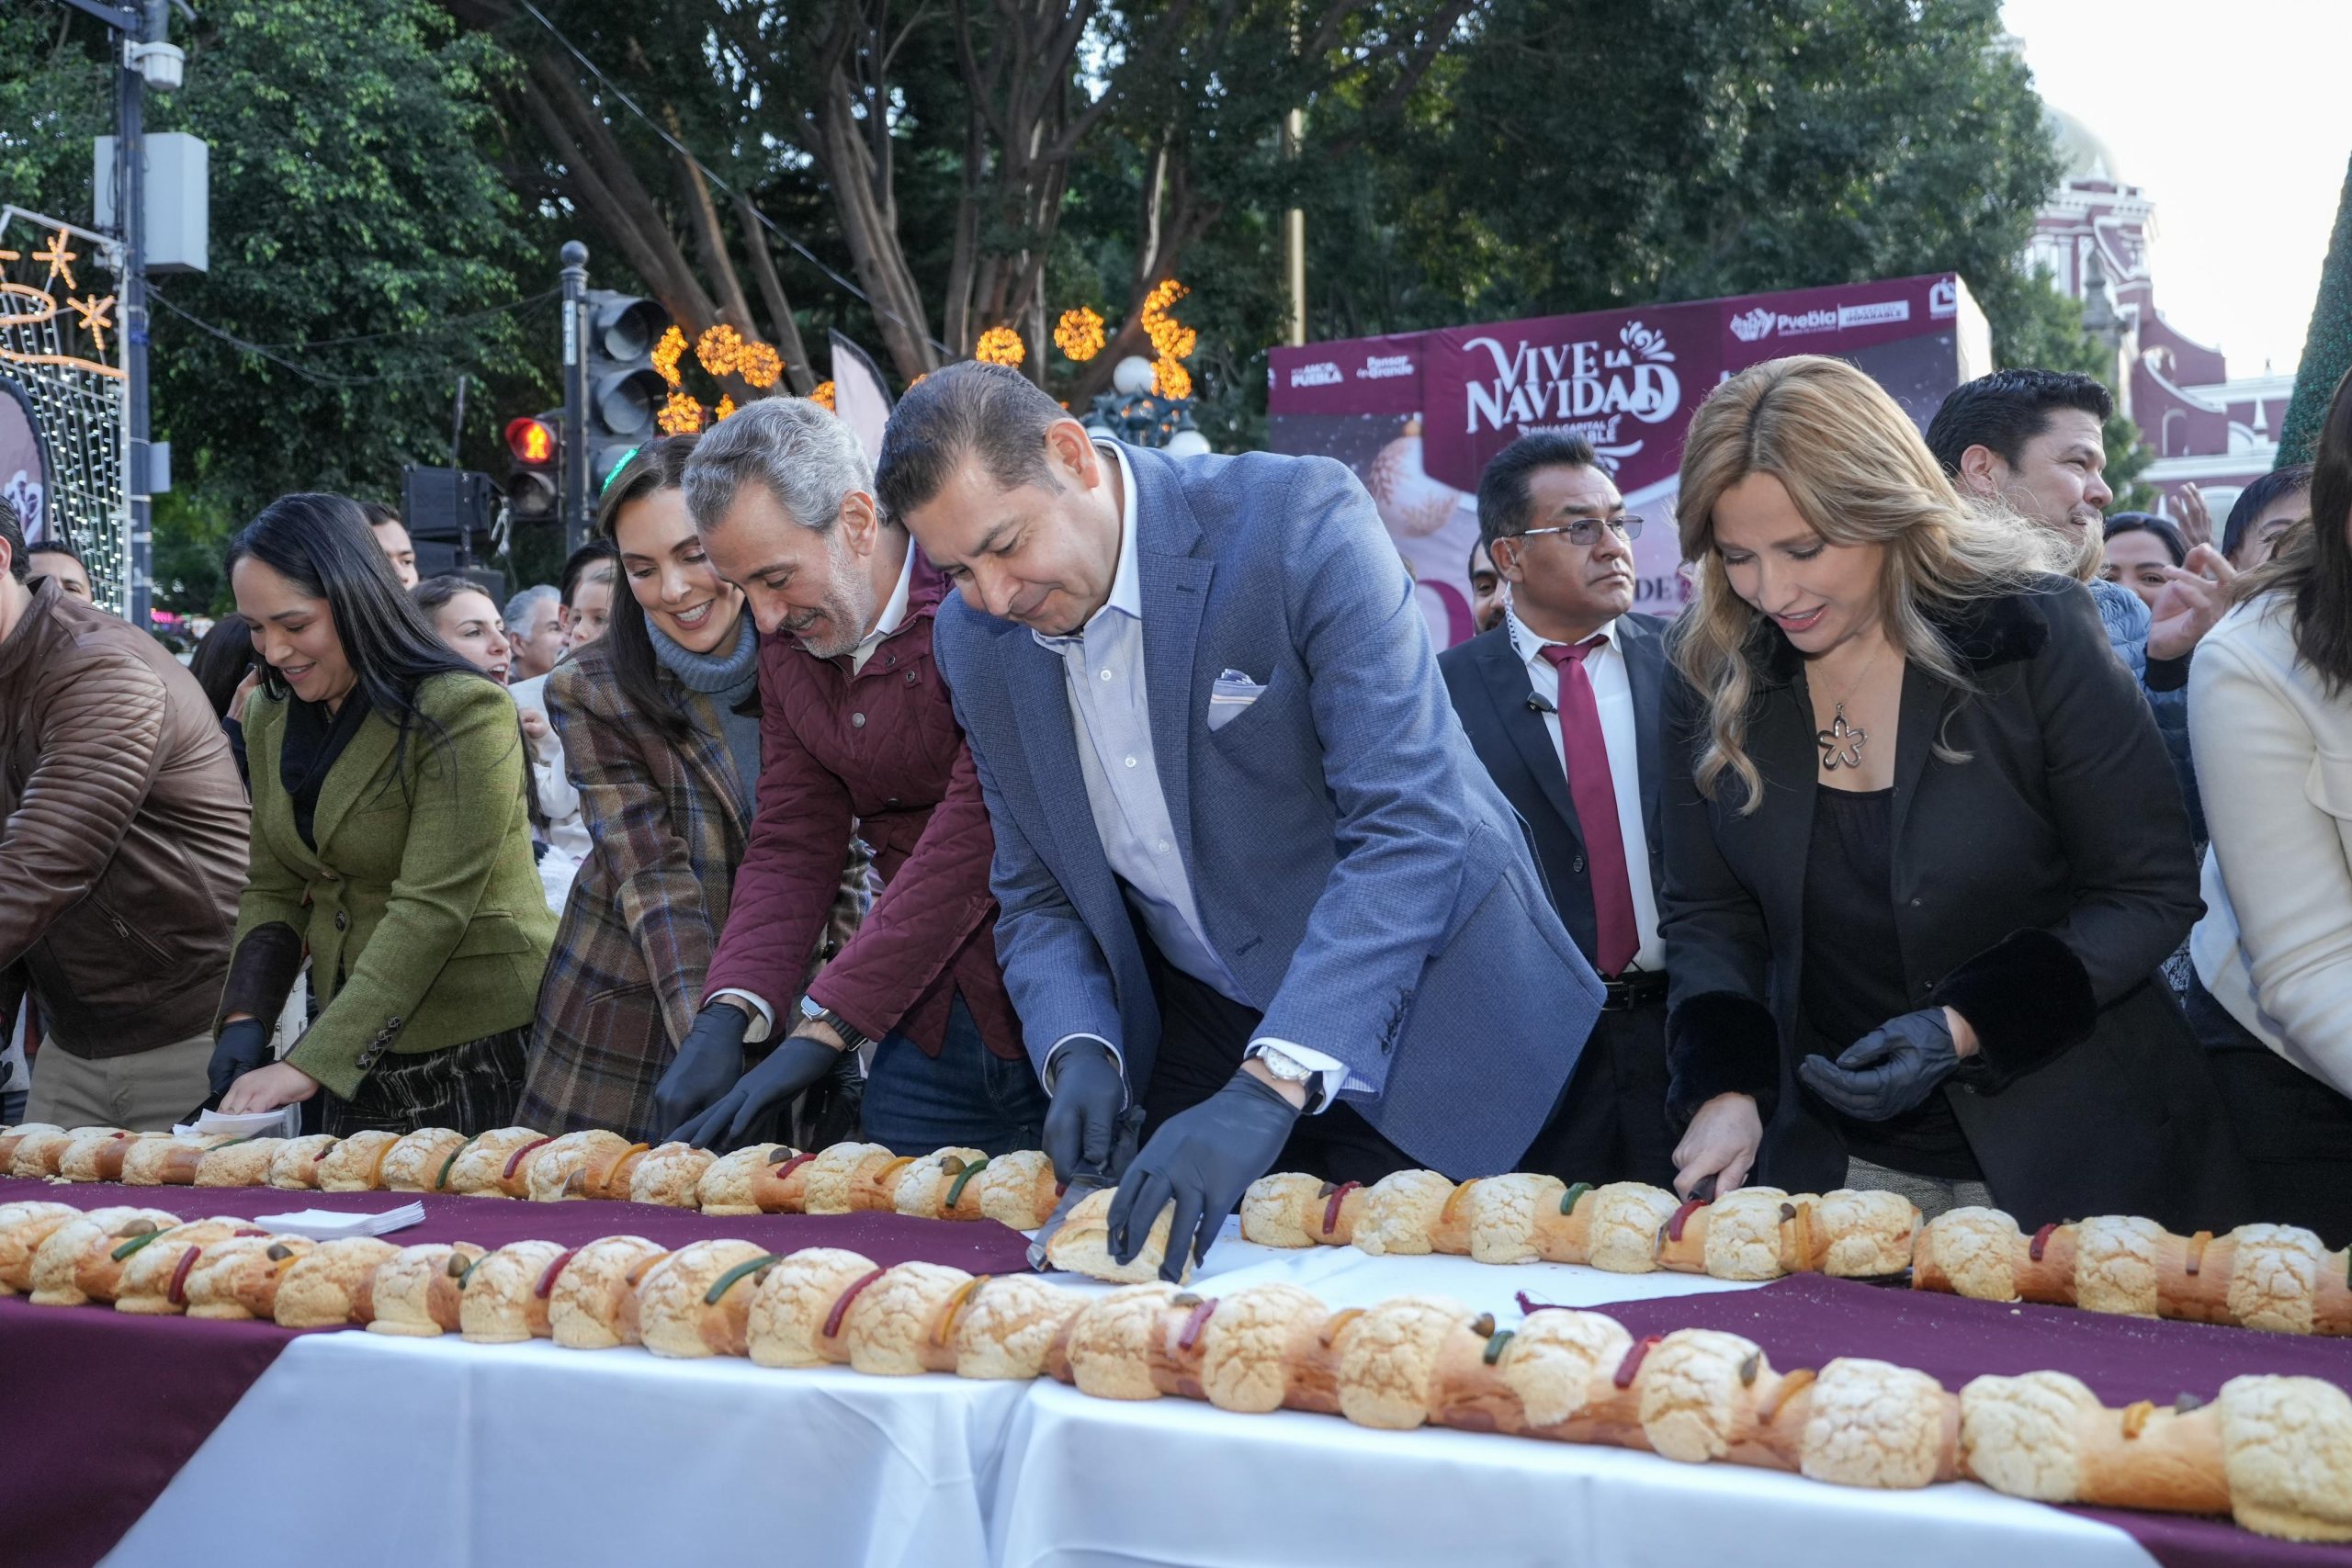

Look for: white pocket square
[1207,669,1266,731]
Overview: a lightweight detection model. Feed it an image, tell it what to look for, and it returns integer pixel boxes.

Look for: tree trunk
[943,107,987,356]
[736,197,820,397]
[508,67,717,341]
[808,48,940,383]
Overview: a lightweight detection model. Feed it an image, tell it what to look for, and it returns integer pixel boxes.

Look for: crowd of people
[4,350,2347,1282]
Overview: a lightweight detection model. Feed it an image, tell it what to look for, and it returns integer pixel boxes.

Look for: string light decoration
[1080,276,1205,452]
[1135,278,1199,399]
[810,379,836,411]
[1140,279,1197,362]
[657,388,706,434]
[714,395,738,422]
[1152,356,1193,400]
[0,212,128,613]
[975,325,1026,367]
[1054,306,1105,363]
[651,325,688,388]
[695,323,744,378]
[737,341,782,389]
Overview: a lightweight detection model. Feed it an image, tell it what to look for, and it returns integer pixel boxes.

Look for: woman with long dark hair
[1660,355,2248,1231]
[2188,373,2352,1244]
[519,437,865,1140]
[209,494,555,1134]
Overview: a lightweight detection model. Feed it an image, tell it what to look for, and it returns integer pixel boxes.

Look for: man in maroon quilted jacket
[0,512,249,1129]
[654,398,1046,1155]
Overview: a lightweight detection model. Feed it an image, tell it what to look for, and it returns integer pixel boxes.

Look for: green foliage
[2278,149,2352,468]
[1,0,2118,604]
[0,2,541,615]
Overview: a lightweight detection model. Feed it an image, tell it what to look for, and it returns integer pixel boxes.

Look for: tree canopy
[0,0,2143,614]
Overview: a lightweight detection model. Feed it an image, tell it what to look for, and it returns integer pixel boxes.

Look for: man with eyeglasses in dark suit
[1439,432,1677,1187]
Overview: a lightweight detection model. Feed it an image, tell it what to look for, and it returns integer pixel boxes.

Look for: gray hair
[503,582,559,631]
[683,396,876,536]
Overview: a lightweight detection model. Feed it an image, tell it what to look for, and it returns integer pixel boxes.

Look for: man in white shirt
[1438,433,1677,1187]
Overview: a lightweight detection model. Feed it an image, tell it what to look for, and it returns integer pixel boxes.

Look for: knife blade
[1027,1105,1145,1269]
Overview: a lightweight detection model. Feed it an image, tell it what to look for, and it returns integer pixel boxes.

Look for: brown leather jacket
[0,578,250,1056]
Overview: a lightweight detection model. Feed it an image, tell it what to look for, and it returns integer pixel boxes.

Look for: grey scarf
[649,613,762,807]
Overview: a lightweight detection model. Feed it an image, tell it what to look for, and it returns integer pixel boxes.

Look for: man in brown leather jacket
[0,513,250,1128]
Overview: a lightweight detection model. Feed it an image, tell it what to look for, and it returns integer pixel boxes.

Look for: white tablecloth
[101,1227,2161,1568]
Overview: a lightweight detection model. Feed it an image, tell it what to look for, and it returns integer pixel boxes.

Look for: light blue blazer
[933,445,1603,1177]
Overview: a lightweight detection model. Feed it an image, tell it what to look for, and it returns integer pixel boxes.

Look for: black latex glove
[795,1043,866,1151]
[1042,1039,1131,1185]
[206,1019,273,1105]
[668,1034,842,1150]
[1797,1008,1962,1122]
[651,1003,752,1137]
[1107,1070,1301,1281]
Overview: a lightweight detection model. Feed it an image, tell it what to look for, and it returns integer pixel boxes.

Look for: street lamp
[1084,355,1212,454]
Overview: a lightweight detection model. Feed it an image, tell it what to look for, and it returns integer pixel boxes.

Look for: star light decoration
[33,230,78,292]
[810,379,836,412]
[1054,306,1105,363]
[975,325,1025,367]
[67,294,116,355]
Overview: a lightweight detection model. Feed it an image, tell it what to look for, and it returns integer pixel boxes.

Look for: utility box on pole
[95,131,208,274]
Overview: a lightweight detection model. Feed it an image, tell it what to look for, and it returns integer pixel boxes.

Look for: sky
[2000,0,2352,379]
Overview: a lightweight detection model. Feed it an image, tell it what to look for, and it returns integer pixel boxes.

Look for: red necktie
[1541,638,1640,976]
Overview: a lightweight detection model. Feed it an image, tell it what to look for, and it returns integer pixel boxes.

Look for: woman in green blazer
[210,493,556,1134]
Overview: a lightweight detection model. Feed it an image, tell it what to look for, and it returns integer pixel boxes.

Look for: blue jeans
[862,994,1047,1157]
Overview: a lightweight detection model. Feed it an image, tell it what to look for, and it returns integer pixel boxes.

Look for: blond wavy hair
[1673,355,2059,812]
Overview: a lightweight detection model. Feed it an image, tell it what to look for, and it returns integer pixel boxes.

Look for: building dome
[2045,105,2127,185]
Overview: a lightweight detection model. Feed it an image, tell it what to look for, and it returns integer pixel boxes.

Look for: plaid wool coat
[518,635,867,1140]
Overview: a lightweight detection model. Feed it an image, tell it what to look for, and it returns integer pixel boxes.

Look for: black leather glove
[1797,1008,1962,1122]
[1042,1039,1129,1185]
[207,1018,273,1105]
[668,1033,842,1150]
[651,1003,752,1137]
[1107,1070,1301,1281]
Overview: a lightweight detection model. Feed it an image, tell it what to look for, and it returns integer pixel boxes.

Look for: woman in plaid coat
[520,437,865,1140]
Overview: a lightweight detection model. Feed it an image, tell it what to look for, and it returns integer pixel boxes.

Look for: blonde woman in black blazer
[1659,356,2250,1231]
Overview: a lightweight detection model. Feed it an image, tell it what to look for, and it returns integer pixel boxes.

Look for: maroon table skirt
[0,1176,1039,1568]
[1590,1273,2352,1568]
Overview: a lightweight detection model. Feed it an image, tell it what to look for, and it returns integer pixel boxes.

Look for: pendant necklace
[1815,640,1887,773]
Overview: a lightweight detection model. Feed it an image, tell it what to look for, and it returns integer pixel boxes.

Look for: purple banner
[1268,274,1985,644]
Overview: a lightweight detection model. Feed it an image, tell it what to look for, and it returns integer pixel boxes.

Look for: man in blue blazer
[878,364,1604,1279]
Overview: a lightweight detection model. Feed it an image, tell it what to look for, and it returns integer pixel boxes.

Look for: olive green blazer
[228,672,556,1099]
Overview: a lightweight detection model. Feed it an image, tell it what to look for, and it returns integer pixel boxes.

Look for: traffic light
[582,289,669,490]
[503,412,560,522]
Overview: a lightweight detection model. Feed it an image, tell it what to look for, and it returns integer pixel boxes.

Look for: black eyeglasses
[1514,515,1644,548]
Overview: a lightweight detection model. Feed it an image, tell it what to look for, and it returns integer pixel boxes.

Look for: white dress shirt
[1505,606,1663,972]
[714,539,919,1044]
[1035,444,1351,1111]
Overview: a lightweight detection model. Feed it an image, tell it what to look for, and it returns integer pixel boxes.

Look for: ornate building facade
[2030,108,2296,518]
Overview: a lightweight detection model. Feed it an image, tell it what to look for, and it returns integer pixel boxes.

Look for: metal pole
[449,370,470,570]
[559,242,588,553]
[118,5,156,628]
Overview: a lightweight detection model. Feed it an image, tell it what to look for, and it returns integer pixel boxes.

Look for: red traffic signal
[505,415,557,467]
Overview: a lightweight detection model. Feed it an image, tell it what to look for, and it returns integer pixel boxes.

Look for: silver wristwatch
[1250,1044,1323,1111]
